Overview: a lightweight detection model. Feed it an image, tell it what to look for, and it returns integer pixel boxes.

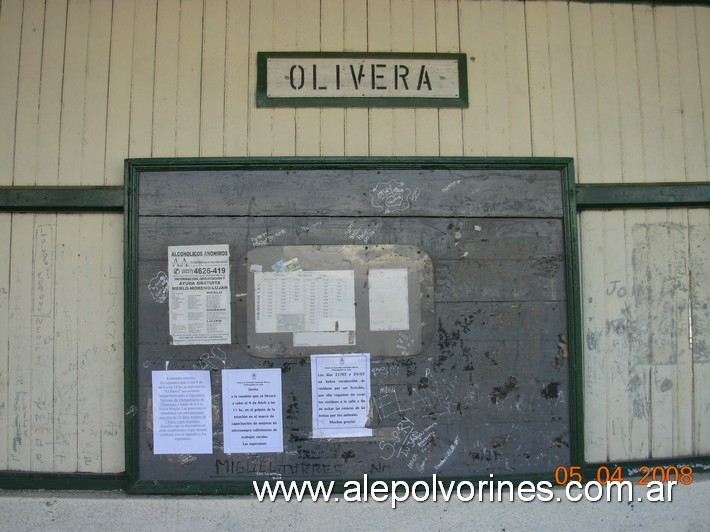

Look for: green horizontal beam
[0,186,124,212]
[576,183,710,209]
[0,471,127,491]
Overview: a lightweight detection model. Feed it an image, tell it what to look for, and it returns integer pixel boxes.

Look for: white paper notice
[254,270,355,334]
[311,354,372,438]
[222,369,283,453]
[169,244,231,345]
[152,370,213,454]
[368,268,410,331]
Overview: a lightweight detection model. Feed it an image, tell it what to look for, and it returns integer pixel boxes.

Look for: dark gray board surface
[132,165,571,486]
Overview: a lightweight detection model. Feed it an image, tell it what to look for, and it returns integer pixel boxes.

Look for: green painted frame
[123,156,581,494]
[256,52,469,108]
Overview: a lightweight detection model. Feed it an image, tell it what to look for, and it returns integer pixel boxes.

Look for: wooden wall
[0,0,708,473]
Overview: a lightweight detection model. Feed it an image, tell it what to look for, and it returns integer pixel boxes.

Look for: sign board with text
[256,52,468,108]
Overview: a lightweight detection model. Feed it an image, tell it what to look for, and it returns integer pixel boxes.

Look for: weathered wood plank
[603,211,632,461]
[633,4,664,183]
[504,1,530,157]
[526,2,554,156]
[13,0,44,186]
[591,3,622,183]
[547,1,577,160]
[77,215,103,472]
[36,0,68,186]
[436,0,463,157]
[82,0,112,185]
[30,214,56,471]
[368,0,394,157]
[201,0,227,157]
[0,0,22,185]
[480,1,508,156]
[99,214,125,473]
[569,2,600,183]
[343,0,369,156]
[0,213,11,468]
[58,0,90,185]
[137,168,564,218]
[697,6,710,182]
[320,0,346,156]
[247,0,274,156]
[271,0,297,157]
[104,0,135,184]
[128,0,157,159]
[676,6,705,183]
[224,0,250,156]
[153,0,181,157]
[176,0,203,156]
[7,214,34,470]
[295,0,321,156]
[580,210,608,462]
[391,0,416,157]
[412,0,439,156]
[53,215,80,472]
[459,0,484,156]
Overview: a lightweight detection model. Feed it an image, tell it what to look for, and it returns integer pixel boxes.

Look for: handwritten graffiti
[148,271,169,303]
[370,180,420,214]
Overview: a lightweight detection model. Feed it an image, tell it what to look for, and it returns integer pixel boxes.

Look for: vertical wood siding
[0,0,708,472]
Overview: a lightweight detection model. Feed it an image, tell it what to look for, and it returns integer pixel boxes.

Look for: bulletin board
[124,157,581,494]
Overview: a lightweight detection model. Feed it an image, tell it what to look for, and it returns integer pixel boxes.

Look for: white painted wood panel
[0,214,11,469]
[0,0,23,186]
[36,0,68,186]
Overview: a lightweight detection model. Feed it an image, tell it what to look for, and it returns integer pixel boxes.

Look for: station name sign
[257,52,468,108]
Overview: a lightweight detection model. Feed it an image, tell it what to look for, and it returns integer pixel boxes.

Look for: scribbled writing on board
[148,271,169,303]
[370,180,420,214]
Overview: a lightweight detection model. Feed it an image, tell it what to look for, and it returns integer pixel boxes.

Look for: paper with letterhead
[169,244,231,345]
[152,370,213,454]
[311,353,372,438]
[368,268,409,331]
[222,368,284,453]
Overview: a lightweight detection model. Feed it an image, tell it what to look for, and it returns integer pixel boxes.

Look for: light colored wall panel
[201,0,227,157]
[13,0,45,186]
[0,214,10,469]
[272,0,297,157]
[502,1,531,157]
[104,0,135,185]
[321,0,346,156]
[412,0,439,155]
[698,7,710,182]
[677,6,706,183]
[36,0,68,186]
[7,215,35,470]
[82,0,112,185]
[53,215,80,472]
[224,0,250,156]
[368,0,394,157]
[247,0,274,156]
[153,0,181,158]
[176,0,203,156]
[343,0,369,156]
[0,0,22,186]
[391,0,416,157]
[436,0,463,156]
[459,0,484,156]
[295,0,323,157]
[30,215,57,470]
[129,0,157,159]
[58,0,90,186]
[99,215,124,473]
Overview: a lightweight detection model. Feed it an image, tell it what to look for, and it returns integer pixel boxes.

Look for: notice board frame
[124,157,582,494]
